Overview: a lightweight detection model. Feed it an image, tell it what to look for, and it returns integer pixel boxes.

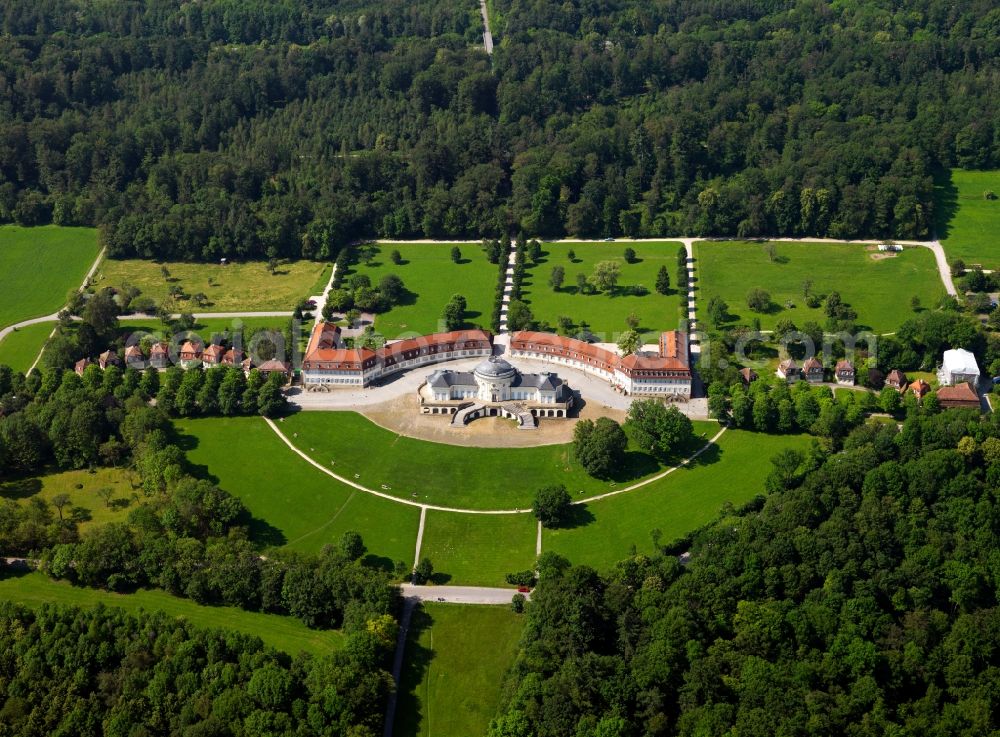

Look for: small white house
[938,348,980,387]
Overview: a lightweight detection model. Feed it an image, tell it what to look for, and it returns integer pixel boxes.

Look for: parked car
[517,586,531,593]
[304,299,317,308]
[991,376,1000,385]
[602,237,615,242]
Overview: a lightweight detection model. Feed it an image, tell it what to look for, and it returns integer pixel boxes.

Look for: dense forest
[0,0,998,259]
[0,602,393,736]
[491,407,1000,736]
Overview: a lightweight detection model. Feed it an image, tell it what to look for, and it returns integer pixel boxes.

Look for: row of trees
[491,405,1000,736]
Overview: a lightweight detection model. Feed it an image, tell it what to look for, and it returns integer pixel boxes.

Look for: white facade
[938,348,981,386]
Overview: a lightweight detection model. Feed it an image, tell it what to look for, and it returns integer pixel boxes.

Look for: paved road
[383,597,416,737]
[479,0,494,55]
[400,584,525,605]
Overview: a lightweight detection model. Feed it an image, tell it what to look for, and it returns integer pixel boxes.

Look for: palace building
[300,322,692,399]
[301,323,493,388]
[420,356,574,429]
[509,330,692,398]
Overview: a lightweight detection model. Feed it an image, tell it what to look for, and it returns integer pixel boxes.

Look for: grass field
[936,170,1000,268]
[397,603,523,737]
[543,430,812,569]
[695,241,943,332]
[175,417,419,567]
[96,259,330,313]
[0,467,138,533]
[352,244,497,338]
[418,512,536,587]
[0,571,343,656]
[0,322,54,372]
[521,241,687,338]
[0,225,100,328]
[278,412,717,510]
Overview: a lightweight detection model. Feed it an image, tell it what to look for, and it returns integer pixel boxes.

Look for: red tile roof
[512,331,619,371]
[124,345,143,358]
[179,340,202,357]
[937,382,979,407]
[802,357,823,372]
[910,379,931,397]
[835,359,854,372]
[150,343,169,356]
[202,344,225,362]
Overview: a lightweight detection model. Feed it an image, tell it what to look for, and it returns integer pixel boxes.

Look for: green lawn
[543,430,812,569]
[0,225,100,328]
[175,417,419,567]
[278,412,717,510]
[0,571,343,656]
[1,467,138,534]
[695,241,943,332]
[0,322,54,372]
[353,244,497,338]
[419,512,537,587]
[936,169,1000,268]
[96,258,330,313]
[397,603,524,737]
[521,241,686,339]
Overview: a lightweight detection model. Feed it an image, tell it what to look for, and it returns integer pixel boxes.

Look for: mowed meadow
[0,225,101,327]
[695,241,944,332]
[521,241,688,338]
[352,243,498,337]
[936,169,1000,269]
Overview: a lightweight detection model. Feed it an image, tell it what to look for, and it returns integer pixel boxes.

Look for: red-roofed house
[179,341,202,369]
[835,359,855,386]
[802,357,824,383]
[937,382,980,410]
[98,350,121,370]
[910,379,931,400]
[777,358,799,382]
[221,348,244,367]
[739,367,758,386]
[124,345,144,369]
[886,369,908,391]
[201,344,225,366]
[258,359,292,383]
[150,342,170,369]
[74,358,92,376]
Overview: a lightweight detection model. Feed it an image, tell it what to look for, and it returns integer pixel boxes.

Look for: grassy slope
[696,241,943,332]
[936,170,1000,268]
[96,259,329,312]
[0,467,137,534]
[0,225,100,327]
[176,417,419,567]
[0,571,342,656]
[350,244,497,338]
[544,430,812,569]
[419,511,537,587]
[521,241,687,339]
[0,322,54,372]
[397,603,524,737]
[278,412,717,510]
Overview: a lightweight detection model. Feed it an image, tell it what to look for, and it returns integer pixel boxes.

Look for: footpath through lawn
[278,411,717,510]
[543,429,813,570]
